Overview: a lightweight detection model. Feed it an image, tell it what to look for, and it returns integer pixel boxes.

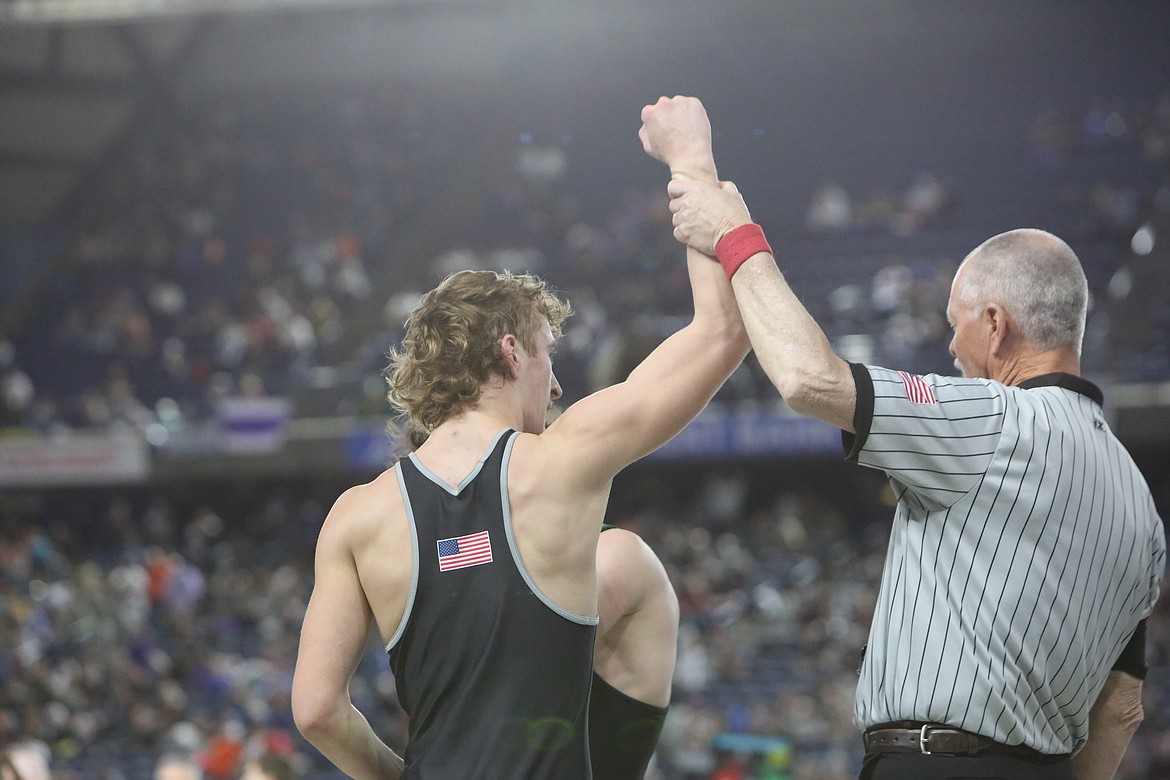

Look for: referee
[640,96,1166,780]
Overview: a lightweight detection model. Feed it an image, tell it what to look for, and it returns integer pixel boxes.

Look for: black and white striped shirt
[845,364,1166,754]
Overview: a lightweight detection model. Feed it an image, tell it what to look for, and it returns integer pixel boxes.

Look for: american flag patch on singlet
[437,530,493,572]
[897,370,937,404]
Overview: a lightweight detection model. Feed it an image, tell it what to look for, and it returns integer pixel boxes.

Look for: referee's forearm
[729,257,855,431]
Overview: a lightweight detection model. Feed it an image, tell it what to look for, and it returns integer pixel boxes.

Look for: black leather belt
[863,724,1054,758]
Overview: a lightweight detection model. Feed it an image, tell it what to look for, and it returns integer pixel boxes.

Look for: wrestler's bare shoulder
[320,467,408,543]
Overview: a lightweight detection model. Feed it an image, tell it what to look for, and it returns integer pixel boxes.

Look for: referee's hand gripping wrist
[666,178,757,262]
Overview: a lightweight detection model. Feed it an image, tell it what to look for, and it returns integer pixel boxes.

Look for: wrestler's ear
[500,334,521,380]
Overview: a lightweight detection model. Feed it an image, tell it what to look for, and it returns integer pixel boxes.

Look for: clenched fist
[639,95,718,183]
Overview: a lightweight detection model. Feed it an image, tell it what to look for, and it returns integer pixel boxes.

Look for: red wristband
[715,223,772,280]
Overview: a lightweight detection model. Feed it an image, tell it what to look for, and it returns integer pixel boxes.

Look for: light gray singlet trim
[385,464,421,652]
[405,428,512,496]
[500,431,599,626]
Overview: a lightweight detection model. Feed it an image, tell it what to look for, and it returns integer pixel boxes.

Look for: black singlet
[588,671,669,780]
[388,429,598,779]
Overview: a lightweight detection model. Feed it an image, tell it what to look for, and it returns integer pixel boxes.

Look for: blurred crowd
[3,89,1170,435]
[1,467,1168,780]
[2,85,1170,780]
[0,487,317,779]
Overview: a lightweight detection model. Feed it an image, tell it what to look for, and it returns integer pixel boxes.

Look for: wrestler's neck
[991,346,1081,387]
[423,388,528,454]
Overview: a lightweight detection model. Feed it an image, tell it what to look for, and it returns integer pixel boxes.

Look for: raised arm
[667,176,856,431]
[638,94,718,182]
[543,97,749,482]
[292,489,405,780]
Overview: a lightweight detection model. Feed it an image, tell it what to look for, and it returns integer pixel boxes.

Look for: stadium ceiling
[0,0,454,234]
[0,16,198,229]
[4,1,1170,235]
[0,0,502,231]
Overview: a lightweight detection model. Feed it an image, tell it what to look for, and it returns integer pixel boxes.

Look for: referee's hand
[667,179,753,256]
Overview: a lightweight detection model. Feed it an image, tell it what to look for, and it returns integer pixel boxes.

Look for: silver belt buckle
[919,724,933,755]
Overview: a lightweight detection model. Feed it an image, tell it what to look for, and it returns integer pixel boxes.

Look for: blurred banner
[216,396,293,454]
[345,425,394,471]
[343,407,841,472]
[648,407,842,461]
[0,431,150,487]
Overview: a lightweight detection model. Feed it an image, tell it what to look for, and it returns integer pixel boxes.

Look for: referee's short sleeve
[1112,620,1148,679]
[843,364,1006,507]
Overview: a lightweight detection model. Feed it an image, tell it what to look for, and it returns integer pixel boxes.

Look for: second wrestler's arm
[594,528,678,708]
[1072,670,1144,780]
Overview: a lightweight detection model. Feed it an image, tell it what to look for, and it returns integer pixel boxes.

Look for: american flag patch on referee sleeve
[437,530,493,572]
[896,370,938,404]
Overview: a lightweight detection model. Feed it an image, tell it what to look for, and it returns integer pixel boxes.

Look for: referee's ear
[985,302,1012,355]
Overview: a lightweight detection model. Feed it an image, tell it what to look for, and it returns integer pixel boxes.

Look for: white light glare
[1131,223,1155,256]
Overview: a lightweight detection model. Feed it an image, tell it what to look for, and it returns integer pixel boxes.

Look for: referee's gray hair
[956,228,1088,354]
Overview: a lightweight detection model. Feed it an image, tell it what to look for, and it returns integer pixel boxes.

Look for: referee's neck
[996,349,1080,387]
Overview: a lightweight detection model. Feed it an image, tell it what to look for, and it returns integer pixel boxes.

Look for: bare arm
[595,528,679,707]
[667,177,856,431]
[1072,671,1144,780]
[292,491,405,780]
[543,97,749,483]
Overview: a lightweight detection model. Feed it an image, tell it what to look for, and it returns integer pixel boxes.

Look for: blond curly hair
[387,270,571,439]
